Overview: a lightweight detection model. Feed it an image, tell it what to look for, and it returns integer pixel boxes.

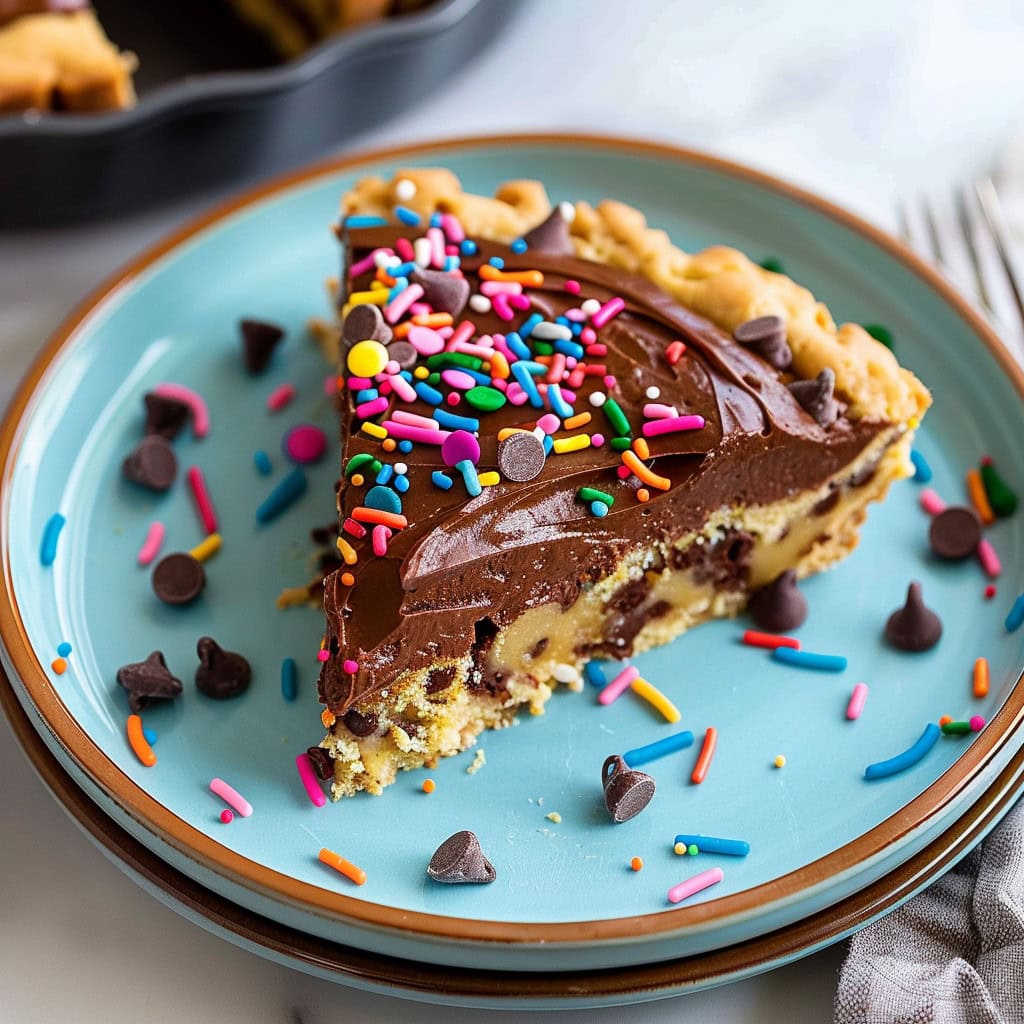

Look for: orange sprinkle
[637,488,651,503]
[375,266,396,286]
[488,351,510,380]
[351,506,408,529]
[51,657,67,675]
[422,778,436,794]
[938,715,953,727]
[126,714,156,767]
[350,473,364,487]
[478,264,544,287]
[973,657,990,698]
[632,437,651,460]
[382,438,397,452]
[411,312,453,328]
[564,411,592,430]
[336,537,358,565]
[621,450,670,491]
[392,321,412,339]
[497,427,531,441]
[341,571,355,587]
[318,847,367,886]
[534,355,553,365]
[630,856,644,872]
[691,726,718,785]
[321,709,336,728]
[966,468,996,524]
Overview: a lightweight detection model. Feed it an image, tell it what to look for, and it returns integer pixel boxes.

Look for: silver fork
[897,180,1024,356]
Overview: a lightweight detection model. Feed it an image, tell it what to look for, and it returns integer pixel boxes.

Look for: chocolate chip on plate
[195,636,251,699]
[929,506,982,560]
[497,431,546,483]
[116,651,182,713]
[151,552,205,605]
[122,435,177,491]
[240,318,285,374]
[427,830,496,884]
[748,569,808,632]
[144,392,190,440]
[602,754,656,823]
[885,581,942,652]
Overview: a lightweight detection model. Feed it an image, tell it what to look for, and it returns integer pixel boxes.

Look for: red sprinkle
[186,466,218,534]
[666,341,687,366]
[343,517,367,539]
[985,584,997,600]
[267,383,296,411]
[742,630,801,650]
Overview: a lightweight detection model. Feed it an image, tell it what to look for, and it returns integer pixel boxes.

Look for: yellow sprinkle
[552,434,592,455]
[347,289,388,306]
[629,677,681,723]
[478,471,500,487]
[336,536,358,565]
[347,339,389,377]
[632,437,651,460]
[276,585,312,609]
[908,416,919,429]
[189,532,222,563]
[774,754,787,769]
[361,422,388,439]
[563,411,592,430]
[497,427,531,441]
[370,280,388,291]
[545,811,562,824]
[413,366,430,380]
[674,841,686,856]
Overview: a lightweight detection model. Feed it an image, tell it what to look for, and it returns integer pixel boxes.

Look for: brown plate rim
[2,132,1024,948]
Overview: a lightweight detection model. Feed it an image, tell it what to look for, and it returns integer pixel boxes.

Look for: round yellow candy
[347,339,389,378]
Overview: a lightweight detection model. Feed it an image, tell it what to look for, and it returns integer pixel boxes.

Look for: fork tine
[954,186,996,314]
[974,178,1024,338]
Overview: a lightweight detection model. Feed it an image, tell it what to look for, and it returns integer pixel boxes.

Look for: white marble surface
[3,1,1024,1020]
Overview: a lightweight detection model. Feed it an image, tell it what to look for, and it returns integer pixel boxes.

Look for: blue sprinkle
[542,435,554,455]
[457,460,482,498]
[511,238,528,254]
[511,360,544,408]
[910,449,932,483]
[457,367,492,386]
[444,256,460,272]
[547,383,574,419]
[343,214,387,229]
[414,381,444,406]
[460,240,478,256]
[281,657,298,702]
[398,440,414,454]
[583,661,607,688]
[395,205,421,226]
[399,370,414,382]
[434,409,480,432]
[673,834,750,857]
[57,641,72,658]
[394,474,410,494]
[256,467,307,524]
[375,464,394,485]
[254,450,273,476]
[142,726,158,746]
[864,723,941,780]
[388,279,409,303]
[505,331,532,360]
[355,388,378,404]
[429,212,443,228]
[432,470,453,490]
[1006,592,1024,632]
[570,321,583,337]
[554,339,585,360]
[590,500,609,518]
[520,313,543,339]
[364,485,402,514]
[771,647,848,672]
[555,315,570,327]
[39,513,65,567]
[389,261,418,277]
[624,730,695,767]
[488,256,505,269]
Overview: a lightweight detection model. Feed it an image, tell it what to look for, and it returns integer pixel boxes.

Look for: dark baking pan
[0,0,520,226]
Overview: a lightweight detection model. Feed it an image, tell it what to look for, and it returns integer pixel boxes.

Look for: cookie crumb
[467,749,486,775]
[545,811,562,824]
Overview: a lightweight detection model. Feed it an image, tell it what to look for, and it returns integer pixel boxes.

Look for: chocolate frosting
[318,225,888,714]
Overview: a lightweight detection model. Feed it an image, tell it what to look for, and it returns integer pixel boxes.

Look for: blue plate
[3,136,1024,978]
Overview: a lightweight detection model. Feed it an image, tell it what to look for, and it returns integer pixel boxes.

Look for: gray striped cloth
[834,797,1024,1022]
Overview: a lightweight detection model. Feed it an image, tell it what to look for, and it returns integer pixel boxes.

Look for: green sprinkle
[941,720,972,736]
[602,398,632,438]
[609,437,633,452]
[344,453,381,477]
[863,324,893,349]
[425,352,484,371]
[427,372,442,387]
[760,257,785,274]
[981,460,1018,517]
[532,341,554,356]
[578,486,614,506]
[464,386,507,412]
[687,844,699,856]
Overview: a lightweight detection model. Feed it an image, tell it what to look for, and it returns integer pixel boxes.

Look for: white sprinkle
[532,321,573,341]
[394,462,408,475]
[552,663,578,684]
[413,237,432,268]
[645,386,661,400]
[469,294,492,314]
[374,250,394,268]
[467,749,486,775]
[558,201,576,224]
[589,391,607,408]
[581,298,601,316]
[395,178,417,202]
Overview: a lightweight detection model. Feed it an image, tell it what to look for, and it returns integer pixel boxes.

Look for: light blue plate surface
[4,138,1024,974]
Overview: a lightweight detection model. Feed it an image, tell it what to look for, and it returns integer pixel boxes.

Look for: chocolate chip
[306,746,334,781]
[929,506,982,560]
[427,830,496,884]
[411,269,470,318]
[116,651,182,713]
[195,636,251,699]
[522,207,574,255]
[240,318,285,374]
[602,754,655,823]
[151,552,205,605]
[528,637,549,660]
[748,570,808,632]
[342,708,379,737]
[343,303,392,344]
[386,340,418,369]
[813,489,840,516]
[143,392,190,440]
[733,315,792,370]
[425,665,456,694]
[788,368,838,427]
[885,581,942,652]
[497,431,546,482]
[122,435,177,491]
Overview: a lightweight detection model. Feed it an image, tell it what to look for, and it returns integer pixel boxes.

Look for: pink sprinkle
[343,659,358,673]
[220,809,234,824]
[668,867,724,905]
[343,518,367,538]
[598,665,639,706]
[409,302,432,318]
[295,754,327,808]
[442,369,476,391]
[347,376,373,390]
[492,335,514,362]
[323,375,339,396]
[428,226,446,268]
[267,383,296,411]
[919,488,946,516]
[448,321,476,349]
[209,777,253,818]
[382,422,449,445]
[536,413,560,435]
[642,415,705,438]
[372,524,392,556]
[389,374,417,403]
[586,342,607,356]
[481,280,523,296]
[385,283,424,324]
[977,538,1002,578]
[970,715,986,732]
[452,342,496,361]
[563,307,587,322]
[448,392,462,405]
[348,247,392,278]
[591,296,625,329]
[492,293,514,321]
[317,650,330,662]
[440,214,464,243]
[546,354,566,384]
[564,280,581,294]
[644,403,678,419]
[385,360,400,375]
[285,424,327,464]
[616,465,631,480]
[396,237,414,262]
[508,294,531,311]
[490,380,506,394]
[568,369,585,388]
[580,328,597,345]
[846,682,869,721]
[446,244,459,256]
[355,396,388,419]
[137,521,165,566]
[392,410,439,429]
[506,384,529,406]
[153,383,209,438]
[603,375,617,389]
[592,433,605,447]
[186,466,218,534]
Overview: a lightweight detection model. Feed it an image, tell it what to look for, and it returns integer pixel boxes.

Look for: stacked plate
[3,136,1023,1008]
